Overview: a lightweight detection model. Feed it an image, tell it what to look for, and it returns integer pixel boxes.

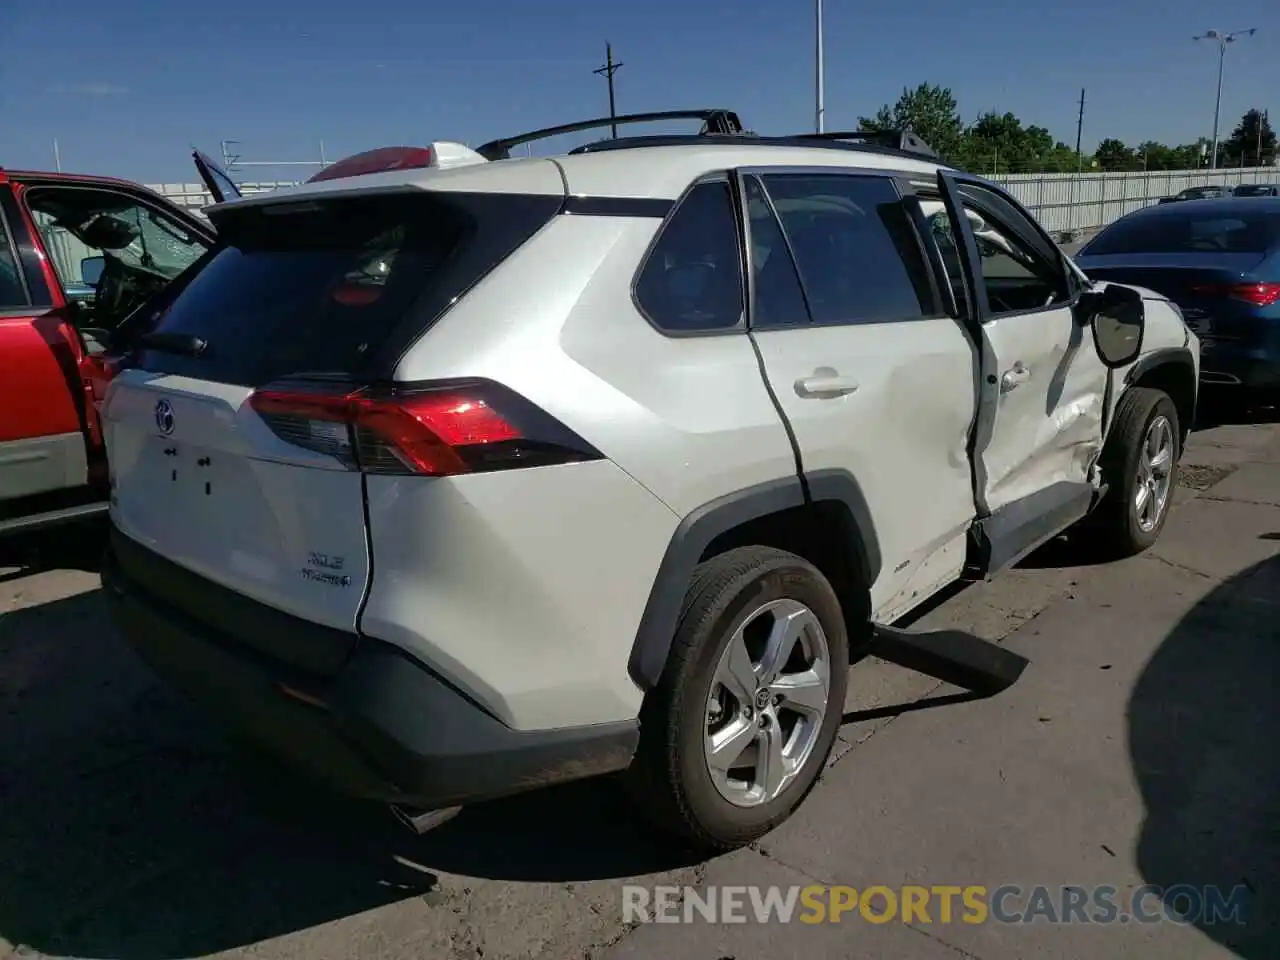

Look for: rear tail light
[1190,282,1280,307]
[248,379,603,477]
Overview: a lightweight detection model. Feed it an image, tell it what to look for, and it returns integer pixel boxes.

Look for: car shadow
[1193,388,1280,429]
[1128,551,1279,957]
[0,588,700,960]
[0,516,107,577]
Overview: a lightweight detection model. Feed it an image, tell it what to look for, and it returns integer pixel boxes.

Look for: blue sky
[2,0,1277,183]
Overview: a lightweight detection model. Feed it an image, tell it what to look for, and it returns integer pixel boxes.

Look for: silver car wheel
[1134,414,1175,534]
[703,598,831,808]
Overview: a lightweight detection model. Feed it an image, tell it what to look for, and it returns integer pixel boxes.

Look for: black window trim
[0,186,32,309]
[628,172,750,339]
[897,187,968,321]
[21,181,215,295]
[735,172,814,330]
[947,178,1086,323]
[0,186,48,308]
[734,165,949,331]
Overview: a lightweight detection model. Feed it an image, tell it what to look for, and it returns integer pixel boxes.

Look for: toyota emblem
[154,399,175,435]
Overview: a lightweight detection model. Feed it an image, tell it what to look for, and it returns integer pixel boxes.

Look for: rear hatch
[1077,253,1278,342]
[1077,207,1280,343]
[105,183,563,665]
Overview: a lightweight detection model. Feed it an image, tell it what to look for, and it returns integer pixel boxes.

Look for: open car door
[192,150,242,205]
[934,169,1106,568]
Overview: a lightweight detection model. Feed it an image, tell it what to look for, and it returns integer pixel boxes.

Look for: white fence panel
[143,166,1278,237]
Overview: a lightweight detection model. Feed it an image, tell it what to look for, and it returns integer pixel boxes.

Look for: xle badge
[302,552,351,587]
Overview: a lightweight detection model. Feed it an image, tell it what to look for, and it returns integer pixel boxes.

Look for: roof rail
[791,129,938,159]
[566,132,941,165]
[476,109,746,160]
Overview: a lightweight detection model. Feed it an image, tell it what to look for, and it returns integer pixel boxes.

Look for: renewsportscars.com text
[621,884,1250,926]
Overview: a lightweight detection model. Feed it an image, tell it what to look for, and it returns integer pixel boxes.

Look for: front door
[931,173,1107,534]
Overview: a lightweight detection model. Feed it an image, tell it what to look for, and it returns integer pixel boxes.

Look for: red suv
[0,153,238,536]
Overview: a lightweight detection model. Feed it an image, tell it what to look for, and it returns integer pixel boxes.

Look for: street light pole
[815,0,825,133]
[1195,28,1256,169]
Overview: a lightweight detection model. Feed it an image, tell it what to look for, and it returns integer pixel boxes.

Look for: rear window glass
[1233,184,1276,196]
[134,191,560,385]
[1082,210,1280,256]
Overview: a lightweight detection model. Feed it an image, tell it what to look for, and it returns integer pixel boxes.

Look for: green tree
[1135,142,1176,170]
[1222,109,1276,166]
[1094,138,1135,171]
[859,83,965,161]
[958,112,1066,173]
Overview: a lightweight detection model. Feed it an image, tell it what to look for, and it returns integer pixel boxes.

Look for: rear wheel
[626,546,849,851]
[1085,387,1180,558]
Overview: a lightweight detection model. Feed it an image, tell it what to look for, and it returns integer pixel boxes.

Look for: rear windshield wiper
[138,331,208,357]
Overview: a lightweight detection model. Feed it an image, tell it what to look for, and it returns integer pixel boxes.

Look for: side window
[634,180,745,333]
[743,176,809,328]
[28,190,208,288]
[25,186,211,331]
[759,174,936,325]
[957,185,1070,316]
[0,203,27,308]
[919,198,967,315]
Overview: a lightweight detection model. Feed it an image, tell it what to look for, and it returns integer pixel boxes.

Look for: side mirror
[81,256,105,287]
[1089,284,1145,368]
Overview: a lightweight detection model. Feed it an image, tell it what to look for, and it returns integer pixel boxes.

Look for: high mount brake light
[248,381,602,477]
[308,147,435,183]
[306,142,488,184]
[1190,282,1280,308]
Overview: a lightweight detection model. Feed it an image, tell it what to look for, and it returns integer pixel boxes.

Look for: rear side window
[1084,210,1280,256]
[634,180,745,333]
[759,174,935,325]
[135,191,561,385]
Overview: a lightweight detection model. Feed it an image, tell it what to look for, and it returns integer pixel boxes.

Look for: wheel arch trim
[627,470,881,690]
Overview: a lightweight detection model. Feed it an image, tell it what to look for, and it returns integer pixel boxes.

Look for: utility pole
[815,0,825,133]
[1195,28,1257,169]
[1257,110,1266,167]
[53,139,62,172]
[593,43,623,138]
[1075,88,1086,172]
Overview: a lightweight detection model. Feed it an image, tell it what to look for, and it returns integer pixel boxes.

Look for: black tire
[1084,386,1181,558]
[625,546,850,851]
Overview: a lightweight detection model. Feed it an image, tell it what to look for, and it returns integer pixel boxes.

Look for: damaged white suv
[101,110,1198,850]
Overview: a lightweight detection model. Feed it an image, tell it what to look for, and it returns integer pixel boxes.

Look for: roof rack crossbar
[791,129,938,158]
[476,109,746,160]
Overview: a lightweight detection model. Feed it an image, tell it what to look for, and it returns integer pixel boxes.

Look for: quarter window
[634,180,745,333]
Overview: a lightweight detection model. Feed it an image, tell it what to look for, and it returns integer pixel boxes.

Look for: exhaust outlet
[1201,371,1242,385]
[391,803,463,835]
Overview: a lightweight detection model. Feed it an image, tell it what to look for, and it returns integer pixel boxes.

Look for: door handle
[999,362,1030,394]
[795,373,860,399]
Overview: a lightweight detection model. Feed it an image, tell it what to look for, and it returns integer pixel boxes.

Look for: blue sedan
[1075,197,1280,395]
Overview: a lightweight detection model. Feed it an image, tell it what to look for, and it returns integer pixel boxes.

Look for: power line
[593,42,623,138]
[1075,88,1086,172]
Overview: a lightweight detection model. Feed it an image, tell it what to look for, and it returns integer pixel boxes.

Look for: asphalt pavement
[1,392,1276,960]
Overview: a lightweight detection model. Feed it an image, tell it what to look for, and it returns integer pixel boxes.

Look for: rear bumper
[102,528,639,810]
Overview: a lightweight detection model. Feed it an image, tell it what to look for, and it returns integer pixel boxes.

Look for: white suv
[101,110,1199,850]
